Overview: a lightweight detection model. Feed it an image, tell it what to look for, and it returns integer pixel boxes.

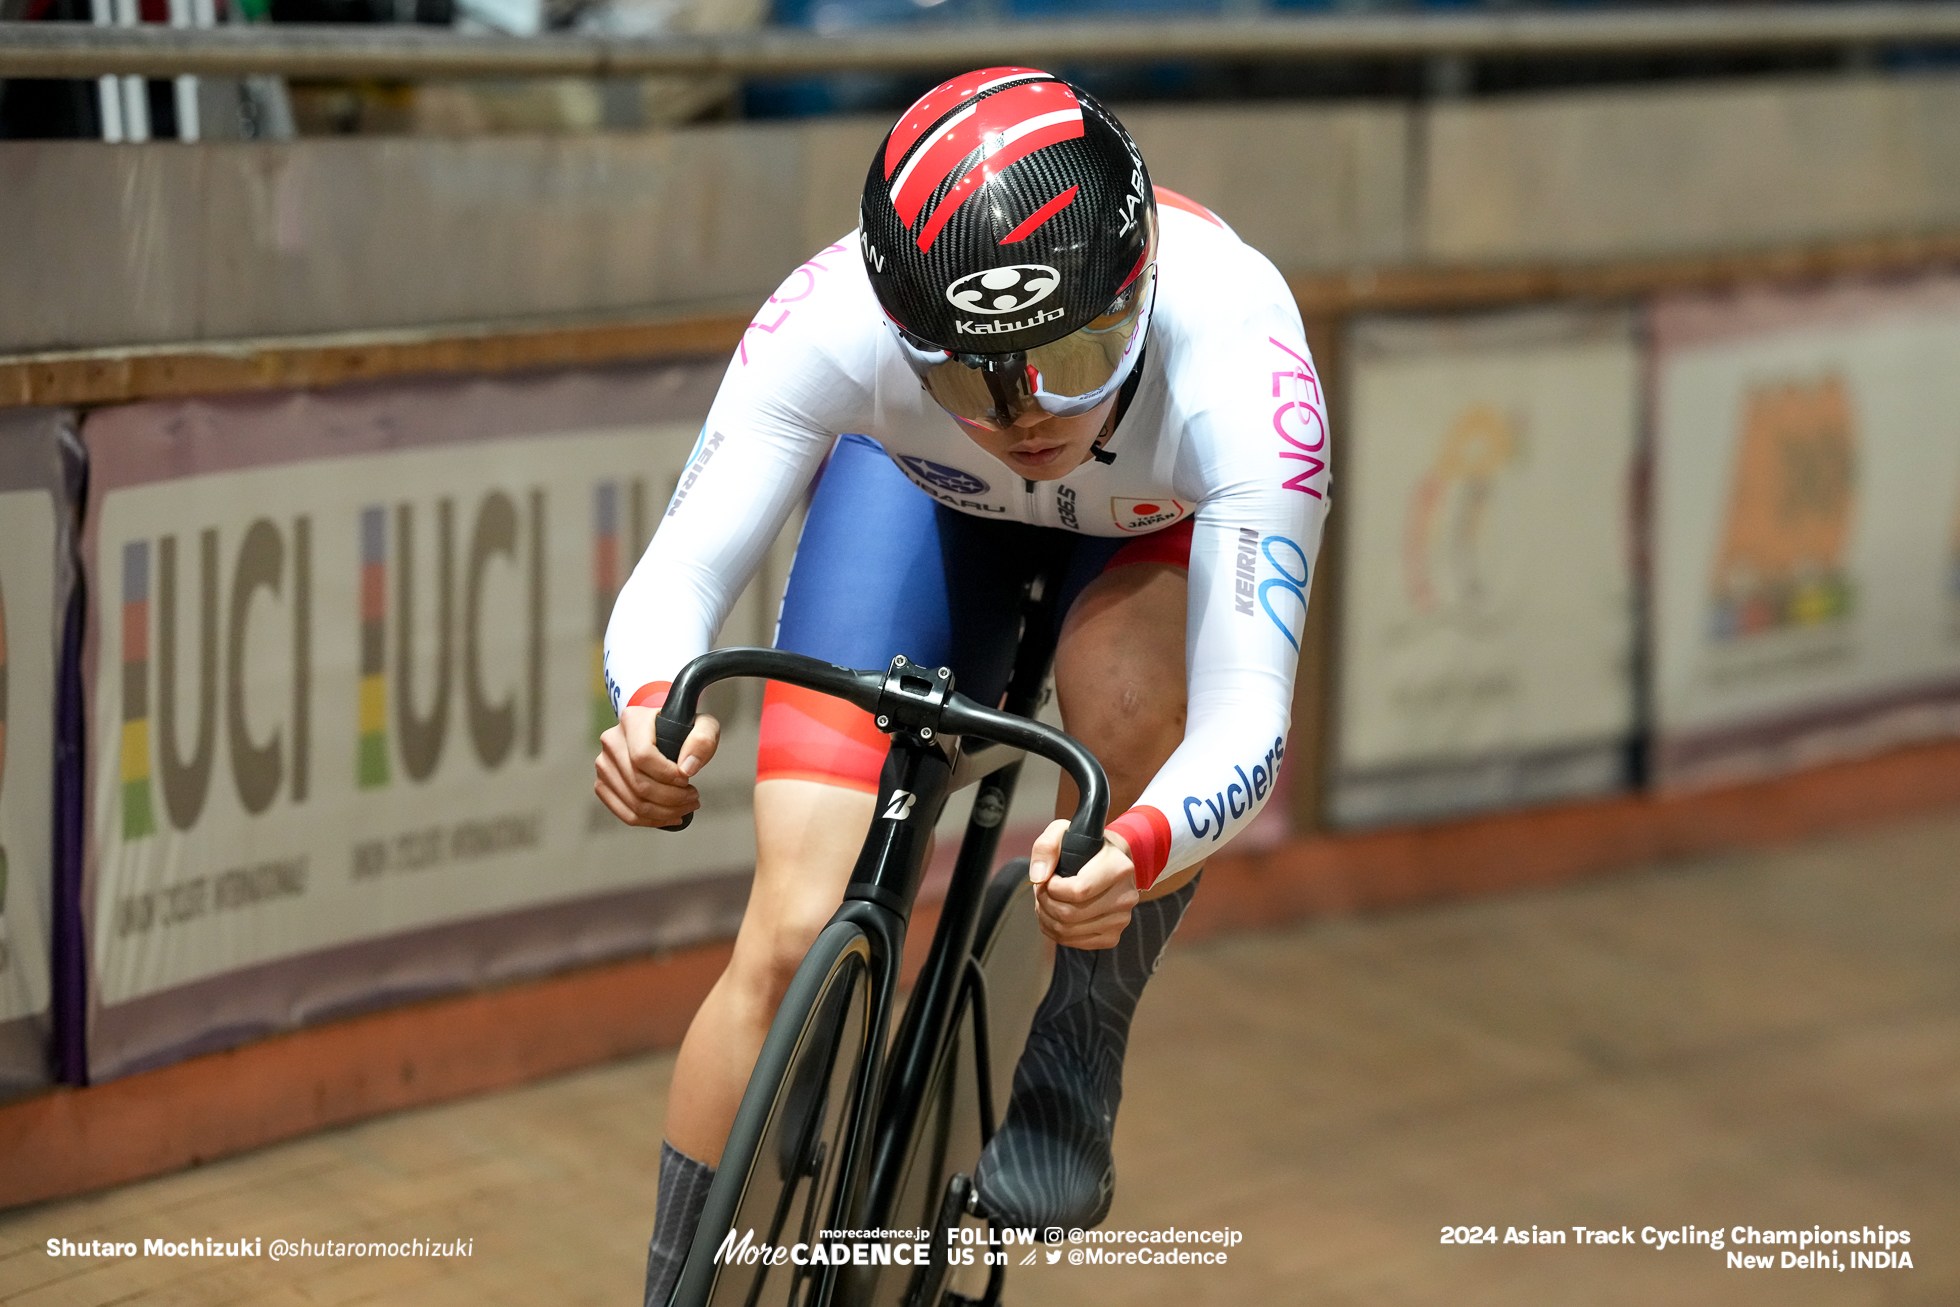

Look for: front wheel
[672,921,878,1307]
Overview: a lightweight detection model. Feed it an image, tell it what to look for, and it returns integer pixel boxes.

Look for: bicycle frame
[862,569,1065,1239]
[656,574,1110,1307]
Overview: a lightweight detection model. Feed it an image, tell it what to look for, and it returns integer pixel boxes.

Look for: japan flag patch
[1110,497,1190,533]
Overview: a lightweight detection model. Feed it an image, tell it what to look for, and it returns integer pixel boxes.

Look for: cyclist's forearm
[1116,690,1293,885]
[604,419,831,711]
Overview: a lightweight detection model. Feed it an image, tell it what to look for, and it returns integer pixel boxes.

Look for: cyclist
[596,66,1330,1306]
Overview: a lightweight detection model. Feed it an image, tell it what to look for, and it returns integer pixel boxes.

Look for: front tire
[673,921,878,1307]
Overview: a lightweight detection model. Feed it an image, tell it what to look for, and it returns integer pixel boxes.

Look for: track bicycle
[657,572,1107,1307]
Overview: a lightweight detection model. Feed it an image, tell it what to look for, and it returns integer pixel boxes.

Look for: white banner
[1651,274,1960,787]
[90,426,794,1008]
[0,406,76,1098]
[0,491,57,1056]
[77,363,800,1079]
[1334,308,1639,825]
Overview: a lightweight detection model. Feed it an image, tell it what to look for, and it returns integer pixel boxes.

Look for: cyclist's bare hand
[595,705,721,828]
[1027,819,1140,950]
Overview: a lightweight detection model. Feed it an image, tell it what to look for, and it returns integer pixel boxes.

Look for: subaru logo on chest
[900,456,990,497]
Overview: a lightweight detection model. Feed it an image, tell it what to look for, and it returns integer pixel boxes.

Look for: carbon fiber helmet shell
[860,67,1157,356]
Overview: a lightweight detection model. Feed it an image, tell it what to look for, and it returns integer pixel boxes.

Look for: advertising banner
[1333,308,1639,827]
[1650,273,1960,788]
[0,408,81,1098]
[80,362,801,1081]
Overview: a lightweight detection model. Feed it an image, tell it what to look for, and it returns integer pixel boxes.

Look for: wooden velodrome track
[1,799,1953,1304]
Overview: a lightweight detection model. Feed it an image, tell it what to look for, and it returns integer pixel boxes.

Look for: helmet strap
[1087,342,1148,466]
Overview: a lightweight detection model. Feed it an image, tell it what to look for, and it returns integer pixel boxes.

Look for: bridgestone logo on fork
[883,790,917,821]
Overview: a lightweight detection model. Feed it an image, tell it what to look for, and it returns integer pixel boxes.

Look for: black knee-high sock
[644,1139,716,1307]
[975,872,1200,1230]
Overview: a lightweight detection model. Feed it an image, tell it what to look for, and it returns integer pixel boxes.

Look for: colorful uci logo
[945,265,1060,316]
[899,456,989,497]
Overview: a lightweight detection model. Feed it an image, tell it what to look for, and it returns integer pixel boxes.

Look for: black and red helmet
[861,67,1158,430]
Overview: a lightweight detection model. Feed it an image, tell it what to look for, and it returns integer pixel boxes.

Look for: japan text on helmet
[860,67,1158,431]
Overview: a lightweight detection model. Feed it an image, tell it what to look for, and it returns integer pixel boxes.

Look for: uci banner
[0,408,81,1098]
[79,363,797,1082]
[1332,308,1640,827]
[1650,273,1960,789]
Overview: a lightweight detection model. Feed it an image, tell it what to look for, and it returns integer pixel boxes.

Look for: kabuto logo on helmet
[946,265,1060,315]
